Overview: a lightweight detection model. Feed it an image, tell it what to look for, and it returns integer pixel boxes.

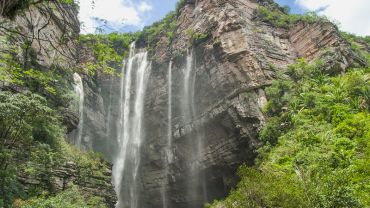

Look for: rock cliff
[141,0,366,205]
[0,1,117,206]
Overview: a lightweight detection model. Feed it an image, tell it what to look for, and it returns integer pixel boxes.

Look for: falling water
[162,60,173,208]
[182,49,207,207]
[167,60,173,165]
[113,43,151,208]
[183,50,194,123]
[73,72,84,149]
[105,74,116,156]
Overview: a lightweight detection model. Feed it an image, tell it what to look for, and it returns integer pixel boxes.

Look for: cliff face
[139,0,363,207]
[0,2,117,206]
[76,0,366,208]
[0,1,79,69]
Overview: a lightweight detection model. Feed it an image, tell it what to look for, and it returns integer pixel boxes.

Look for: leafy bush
[256,5,333,29]
[185,28,209,45]
[138,12,177,55]
[79,32,138,75]
[209,166,308,208]
[0,37,76,108]
[341,32,370,65]
[13,186,107,208]
[0,91,63,206]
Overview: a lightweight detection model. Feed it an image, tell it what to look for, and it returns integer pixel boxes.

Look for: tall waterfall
[113,43,151,208]
[73,72,84,149]
[162,60,173,208]
[182,49,207,206]
[182,50,195,123]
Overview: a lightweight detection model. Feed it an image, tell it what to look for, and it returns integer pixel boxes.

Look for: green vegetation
[13,186,107,208]
[185,28,209,45]
[86,0,185,58]
[0,37,76,109]
[0,91,111,207]
[256,5,334,29]
[1,2,122,205]
[79,32,138,75]
[138,11,177,56]
[175,0,186,15]
[0,91,61,206]
[209,59,370,208]
[342,32,370,65]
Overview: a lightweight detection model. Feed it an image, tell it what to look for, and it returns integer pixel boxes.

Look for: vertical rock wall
[0,2,117,206]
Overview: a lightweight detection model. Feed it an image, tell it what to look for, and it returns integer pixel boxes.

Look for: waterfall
[183,50,194,123]
[182,49,207,206]
[167,60,173,165]
[73,72,84,149]
[113,43,151,208]
[162,60,173,208]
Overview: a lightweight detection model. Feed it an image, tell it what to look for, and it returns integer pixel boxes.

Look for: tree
[0,91,62,206]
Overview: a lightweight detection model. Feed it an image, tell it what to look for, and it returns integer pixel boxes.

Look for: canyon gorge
[0,0,368,207]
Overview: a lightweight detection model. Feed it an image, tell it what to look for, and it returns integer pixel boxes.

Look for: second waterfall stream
[113,43,151,208]
[73,72,85,149]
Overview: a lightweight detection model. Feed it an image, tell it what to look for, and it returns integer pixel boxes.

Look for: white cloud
[138,2,152,12]
[78,0,153,34]
[295,0,370,36]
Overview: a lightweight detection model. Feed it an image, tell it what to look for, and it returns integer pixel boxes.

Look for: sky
[78,0,370,36]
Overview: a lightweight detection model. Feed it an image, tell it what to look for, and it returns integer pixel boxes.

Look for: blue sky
[275,0,305,14]
[78,0,370,36]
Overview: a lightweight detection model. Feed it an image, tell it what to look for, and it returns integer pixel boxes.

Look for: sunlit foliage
[79,32,138,75]
[209,60,370,208]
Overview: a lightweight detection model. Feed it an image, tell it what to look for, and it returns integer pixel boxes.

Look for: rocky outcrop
[0,1,79,69]
[18,161,117,207]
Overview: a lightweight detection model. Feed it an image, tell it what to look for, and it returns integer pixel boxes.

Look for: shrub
[79,32,137,75]
[185,28,209,45]
[138,12,177,55]
[0,91,63,206]
[256,5,333,29]
[15,186,107,208]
